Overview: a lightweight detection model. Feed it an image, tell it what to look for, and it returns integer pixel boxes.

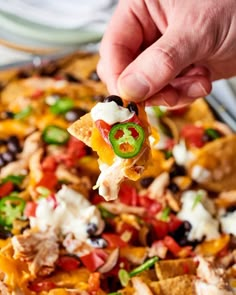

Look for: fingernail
[186,82,208,97]
[118,73,149,100]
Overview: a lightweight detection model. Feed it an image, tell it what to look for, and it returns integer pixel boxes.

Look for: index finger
[98,0,158,94]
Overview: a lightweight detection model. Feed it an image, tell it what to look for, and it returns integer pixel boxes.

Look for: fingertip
[118,73,150,102]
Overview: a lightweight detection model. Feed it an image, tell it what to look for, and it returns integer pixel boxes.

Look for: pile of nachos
[0,53,235,295]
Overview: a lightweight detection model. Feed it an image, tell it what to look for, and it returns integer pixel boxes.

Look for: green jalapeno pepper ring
[108,122,145,159]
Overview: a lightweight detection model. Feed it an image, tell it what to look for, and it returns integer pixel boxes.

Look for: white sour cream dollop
[177,190,220,241]
[30,185,105,244]
[91,101,133,125]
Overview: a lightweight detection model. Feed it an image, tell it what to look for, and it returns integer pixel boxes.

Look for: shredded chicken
[96,160,125,201]
[195,256,234,295]
[147,172,170,200]
[100,201,146,216]
[12,230,59,276]
[131,277,154,295]
[164,190,180,212]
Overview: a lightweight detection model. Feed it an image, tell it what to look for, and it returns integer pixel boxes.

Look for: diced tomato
[107,257,130,276]
[118,183,139,206]
[88,272,101,292]
[24,201,38,217]
[117,223,139,244]
[151,219,169,240]
[164,138,175,151]
[139,196,162,214]
[28,280,56,292]
[57,255,80,271]
[91,193,104,205]
[181,125,205,148]
[41,156,57,171]
[0,182,14,198]
[31,89,44,99]
[163,236,181,256]
[95,120,111,144]
[168,214,183,233]
[94,248,109,261]
[80,249,107,272]
[58,137,87,167]
[102,233,127,248]
[36,172,57,191]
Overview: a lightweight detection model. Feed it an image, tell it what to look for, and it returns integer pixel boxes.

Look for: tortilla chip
[150,275,196,295]
[155,258,197,280]
[168,98,215,132]
[188,134,236,192]
[67,113,93,147]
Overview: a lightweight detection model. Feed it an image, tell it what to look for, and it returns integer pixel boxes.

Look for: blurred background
[0,0,235,124]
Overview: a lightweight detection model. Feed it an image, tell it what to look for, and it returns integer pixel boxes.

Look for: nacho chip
[150,275,196,295]
[168,98,215,132]
[188,134,236,192]
[155,258,197,280]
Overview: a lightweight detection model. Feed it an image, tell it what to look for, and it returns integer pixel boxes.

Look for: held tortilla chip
[68,104,151,201]
[188,134,236,192]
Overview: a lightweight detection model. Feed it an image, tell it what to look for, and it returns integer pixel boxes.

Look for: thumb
[118,28,198,102]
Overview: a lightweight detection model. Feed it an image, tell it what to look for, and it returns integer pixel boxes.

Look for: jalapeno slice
[42,125,69,145]
[0,195,26,228]
[108,122,145,159]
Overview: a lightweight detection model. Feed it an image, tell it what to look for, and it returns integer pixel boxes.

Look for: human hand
[98,0,236,107]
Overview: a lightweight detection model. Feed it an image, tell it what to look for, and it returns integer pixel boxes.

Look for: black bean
[85,146,93,155]
[89,70,100,82]
[88,237,108,248]
[104,95,123,106]
[202,133,212,143]
[0,111,15,120]
[170,164,186,178]
[226,205,236,213]
[86,223,98,235]
[171,220,192,246]
[0,139,7,145]
[64,108,87,122]
[64,73,81,83]
[1,151,16,163]
[0,226,13,239]
[168,182,180,194]
[17,70,31,79]
[7,136,21,153]
[140,177,154,188]
[127,102,139,115]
